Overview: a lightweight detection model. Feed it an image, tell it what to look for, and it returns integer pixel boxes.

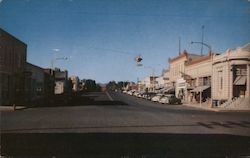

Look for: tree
[106,81,117,91]
[84,79,97,92]
[106,81,130,91]
[81,79,102,92]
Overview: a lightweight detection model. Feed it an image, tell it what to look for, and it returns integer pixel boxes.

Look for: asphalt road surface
[1,91,250,157]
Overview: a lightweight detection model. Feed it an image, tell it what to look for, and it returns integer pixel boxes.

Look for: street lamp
[191,41,212,54]
[51,49,69,69]
[51,57,68,70]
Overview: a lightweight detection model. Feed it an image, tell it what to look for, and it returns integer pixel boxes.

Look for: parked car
[159,94,181,104]
[122,90,128,94]
[142,92,156,100]
[127,90,136,95]
[159,94,172,104]
[133,91,140,97]
[151,93,164,102]
[137,92,143,98]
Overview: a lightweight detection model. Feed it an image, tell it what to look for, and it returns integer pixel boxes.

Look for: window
[203,76,211,86]
[218,70,223,90]
[220,77,223,90]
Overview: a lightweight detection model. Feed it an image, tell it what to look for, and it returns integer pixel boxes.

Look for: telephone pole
[201,25,205,55]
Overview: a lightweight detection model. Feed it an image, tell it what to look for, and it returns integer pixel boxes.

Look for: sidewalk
[0,105,26,112]
[182,102,250,112]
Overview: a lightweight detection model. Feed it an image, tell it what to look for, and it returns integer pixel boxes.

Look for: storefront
[176,78,186,100]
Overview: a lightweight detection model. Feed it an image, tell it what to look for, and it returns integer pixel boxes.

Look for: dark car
[169,95,182,104]
[159,94,182,104]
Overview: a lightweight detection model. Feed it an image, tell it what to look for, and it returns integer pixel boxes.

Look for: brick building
[0,28,27,105]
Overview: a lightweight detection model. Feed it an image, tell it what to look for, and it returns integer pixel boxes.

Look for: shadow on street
[14,93,127,110]
[2,121,250,133]
[1,133,250,157]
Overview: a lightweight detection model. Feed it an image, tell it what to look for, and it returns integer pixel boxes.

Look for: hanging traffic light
[135,55,143,66]
[135,55,143,62]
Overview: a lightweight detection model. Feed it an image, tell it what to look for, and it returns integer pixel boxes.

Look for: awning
[162,86,175,92]
[187,86,195,90]
[155,86,164,90]
[234,76,246,85]
[190,85,210,92]
[180,72,193,80]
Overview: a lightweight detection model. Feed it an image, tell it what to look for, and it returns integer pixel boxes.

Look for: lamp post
[51,49,69,70]
[51,57,68,70]
[191,41,212,107]
[191,41,212,54]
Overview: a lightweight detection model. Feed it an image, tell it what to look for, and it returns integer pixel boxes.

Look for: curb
[0,106,26,112]
[182,104,250,112]
[182,104,219,112]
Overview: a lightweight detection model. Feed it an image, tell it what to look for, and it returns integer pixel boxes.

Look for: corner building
[212,43,250,104]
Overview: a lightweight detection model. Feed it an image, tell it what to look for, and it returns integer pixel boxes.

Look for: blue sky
[0,0,249,83]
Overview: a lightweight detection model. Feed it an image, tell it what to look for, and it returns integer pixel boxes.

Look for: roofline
[185,54,213,66]
[26,62,44,71]
[169,50,199,63]
[0,28,27,46]
[169,52,188,63]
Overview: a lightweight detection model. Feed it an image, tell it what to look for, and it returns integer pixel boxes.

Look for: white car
[127,90,135,95]
[133,91,139,97]
[159,94,172,104]
[151,93,164,102]
[122,90,128,94]
[137,93,143,98]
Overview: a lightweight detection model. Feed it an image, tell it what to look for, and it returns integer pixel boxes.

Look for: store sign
[177,78,186,88]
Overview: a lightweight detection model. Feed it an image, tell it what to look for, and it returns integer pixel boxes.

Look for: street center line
[106,91,114,101]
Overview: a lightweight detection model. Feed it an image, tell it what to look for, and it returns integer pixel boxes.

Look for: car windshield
[1,0,250,157]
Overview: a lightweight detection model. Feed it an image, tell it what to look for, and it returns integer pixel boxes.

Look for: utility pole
[201,25,205,56]
[179,36,181,55]
[51,48,60,69]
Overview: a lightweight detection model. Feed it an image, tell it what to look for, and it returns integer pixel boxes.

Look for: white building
[54,68,68,94]
[169,50,202,99]
[69,76,80,92]
[139,76,158,92]
[55,81,65,94]
[212,43,250,106]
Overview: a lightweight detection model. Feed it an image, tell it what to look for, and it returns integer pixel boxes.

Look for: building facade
[138,76,158,92]
[25,62,45,103]
[212,43,250,103]
[169,50,202,99]
[54,68,69,94]
[0,28,27,105]
[184,54,212,103]
[69,76,80,92]
[44,68,55,100]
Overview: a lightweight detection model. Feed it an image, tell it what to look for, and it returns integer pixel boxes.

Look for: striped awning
[234,76,246,85]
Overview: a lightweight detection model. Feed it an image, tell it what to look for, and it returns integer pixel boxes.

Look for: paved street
[1,92,250,157]
[1,91,250,135]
